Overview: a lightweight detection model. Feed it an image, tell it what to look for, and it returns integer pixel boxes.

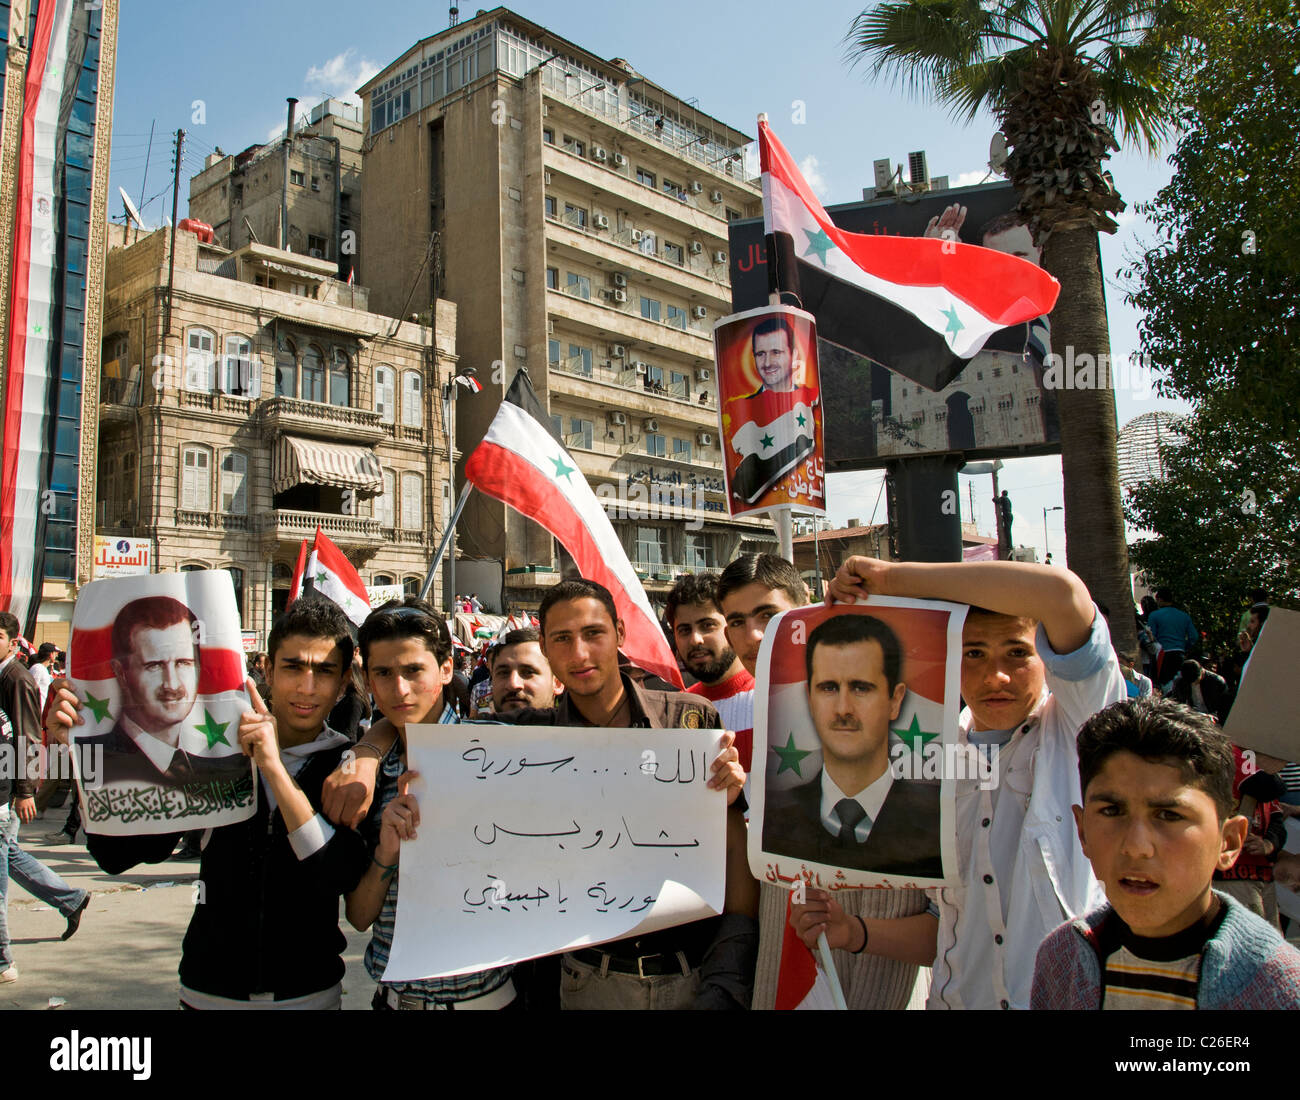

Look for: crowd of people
[1,553,1296,1011]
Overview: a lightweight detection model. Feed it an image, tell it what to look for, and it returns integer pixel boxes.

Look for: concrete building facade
[356,7,775,605]
[97,224,455,645]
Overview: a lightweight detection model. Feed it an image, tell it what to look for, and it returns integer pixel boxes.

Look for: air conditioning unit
[544,171,552,185]
[689,241,703,255]
[632,361,648,375]
[612,289,628,303]
[594,213,610,230]
[547,320,555,333]
[644,418,660,431]
[691,306,708,320]
[309,248,324,259]
[592,146,608,162]
[689,181,703,194]
[712,250,727,264]
[697,432,713,446]
[629,229,644,243]
[608,343,626,358]
[709,189,723,203]
[610,411,627,426]
[695,367,712,383]
[610,272,627,288]
[612,153,627,168]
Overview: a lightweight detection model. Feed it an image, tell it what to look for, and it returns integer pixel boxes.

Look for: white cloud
[305,49,381,104]
[950,168,992,188]
[798,154,828,198]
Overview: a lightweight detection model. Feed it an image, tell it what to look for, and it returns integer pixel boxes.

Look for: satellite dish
[989,132,1009,176]
[1117,411,1181,492]
[118,186,146,229]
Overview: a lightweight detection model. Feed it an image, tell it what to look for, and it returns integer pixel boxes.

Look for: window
[562,134,585,157]
[672,437,692,461]
[302,345,326,403]
[400,472,423,530]
[228,567,245,625]
[220,451,248,514]
[185,328,215,392]
[563,203,587,230]
[544,196,557,218]
[308,233,327,257]
[566,272,591,300]
[373,573,394,586]
[375,366,395,423]
[667,305,687,330]
[543,127,554,144]
[310,177,320,192]
[375,470,395,527]
[403,576,421,597]
[638,231,657,257]
[645,364,665,388]
[550,414,564,439]
[402,370,423,428]
[670,370,690,398]
[635,526,667,567]
[180,445,212,512]
[567,344,593,376]
[663,241,684,266]
[640,297,662,323]
[645,432,666,457]
[290,169,305,186]
[548,339,561,366]
[685,533,715,569]
[222,335,258,397]
[329,348,349,407]
[275,336,297,398]
[636,167,656,189]
[546,266,558,289]
[725,207,742,222]
[568,417,594,449]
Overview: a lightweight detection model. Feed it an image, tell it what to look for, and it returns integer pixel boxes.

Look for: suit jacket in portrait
[78,719,252,790]
[763,769,942,879]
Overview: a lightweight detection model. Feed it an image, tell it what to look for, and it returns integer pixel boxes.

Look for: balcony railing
[259,396,385,443]
[271,510,383,541]
[173,509,253,531]
[549,356,716,410]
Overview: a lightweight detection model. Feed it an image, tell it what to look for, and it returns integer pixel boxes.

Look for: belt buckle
[636,953,661,980]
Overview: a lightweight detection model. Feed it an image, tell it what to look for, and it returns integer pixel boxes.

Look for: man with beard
[488,628,562,714]
[666,574,755,771]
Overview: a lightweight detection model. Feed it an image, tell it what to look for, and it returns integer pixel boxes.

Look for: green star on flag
[892,713,939,752]
[316,570,329,586]
[84,691,112,724]
[795,412,807,427]
[942,304,964,339]
[760,432,775,450]
[773,732,813,777]
[550,453,575,481]
[802,226,834,266]
[195,709,232,749]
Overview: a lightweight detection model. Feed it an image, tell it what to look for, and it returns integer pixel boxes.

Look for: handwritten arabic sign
[715,305,826,518]
[383,724,727,981]
[92,536,153,578]
[748,599,965,890]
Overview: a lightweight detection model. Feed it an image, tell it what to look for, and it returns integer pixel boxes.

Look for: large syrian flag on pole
[465,371,684,690]
[302,527,371,628]
[759,117,1060,392]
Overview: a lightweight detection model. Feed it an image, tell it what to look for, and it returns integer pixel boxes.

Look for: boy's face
[540,598,624,700]
[365,637,453,730]
[266,634,347,744]
[1074,750,1247,938]
[721,583,802,676]
[960,613,1045,731]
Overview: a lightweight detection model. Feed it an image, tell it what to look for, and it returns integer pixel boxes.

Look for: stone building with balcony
[357,7,776,604]
[97,224,455,642]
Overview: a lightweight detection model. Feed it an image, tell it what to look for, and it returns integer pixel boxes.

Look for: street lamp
[1043,506,1063,563]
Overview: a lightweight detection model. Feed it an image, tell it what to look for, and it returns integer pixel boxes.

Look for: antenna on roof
[449,3,459,26]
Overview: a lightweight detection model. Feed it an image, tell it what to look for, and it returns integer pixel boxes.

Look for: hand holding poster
[748,599,967,889]
[68,571,256,835]
[382,724,726,981]
[715,305,825,516]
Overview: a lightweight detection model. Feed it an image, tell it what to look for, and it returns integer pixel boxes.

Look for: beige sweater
[751,880,931,1009]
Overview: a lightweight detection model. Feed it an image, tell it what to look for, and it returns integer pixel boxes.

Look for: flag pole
[817,932,849,1009]
[419,482,474,602]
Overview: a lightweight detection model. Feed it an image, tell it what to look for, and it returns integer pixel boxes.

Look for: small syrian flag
[774,888,841,1010]
[304,527,371,628]
[729,395,817,505]
[760,118,1060,391]
[456,373,483,394]
[465,371,684,689]
[287,538,309,603]
[346,266,355,286]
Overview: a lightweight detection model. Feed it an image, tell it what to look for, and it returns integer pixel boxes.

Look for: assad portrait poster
[67,570,257,835]
[747,599,969,889]
[714,304,826,517]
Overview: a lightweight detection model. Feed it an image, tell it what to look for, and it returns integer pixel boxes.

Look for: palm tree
[847,0,1184,654]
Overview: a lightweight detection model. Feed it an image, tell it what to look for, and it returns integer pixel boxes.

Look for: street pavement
[0,810,374,1010]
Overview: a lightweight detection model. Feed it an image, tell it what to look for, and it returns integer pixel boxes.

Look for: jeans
[0,804,89,967]
[559,952,700,1010]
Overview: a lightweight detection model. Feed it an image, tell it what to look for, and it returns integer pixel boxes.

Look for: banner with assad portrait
[68,571,257,835]
[748,599,969,889]
[714,305,826,518]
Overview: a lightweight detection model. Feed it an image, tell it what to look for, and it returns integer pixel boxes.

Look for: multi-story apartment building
[356,7,775,605]
[188,97,363,280]
[97,224,455,643]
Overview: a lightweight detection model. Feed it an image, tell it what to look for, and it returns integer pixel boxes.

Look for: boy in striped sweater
[1032,697,1300,1009]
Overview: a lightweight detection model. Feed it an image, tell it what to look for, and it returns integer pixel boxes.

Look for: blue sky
[106,0,1188,566]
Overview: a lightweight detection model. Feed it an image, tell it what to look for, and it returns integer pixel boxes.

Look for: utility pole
[163,128,184,336]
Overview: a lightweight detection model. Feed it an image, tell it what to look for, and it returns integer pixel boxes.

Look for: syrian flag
[730,394,817,505]
[465,371,684,689]
[774,889,841,1010]
[287,539,309,603]
[759,118,1060,392]
[303,527,370,628]
[456,373,483,394]
[346,267,355,286]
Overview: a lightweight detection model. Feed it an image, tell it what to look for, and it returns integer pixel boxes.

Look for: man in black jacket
[48,598,368,1008]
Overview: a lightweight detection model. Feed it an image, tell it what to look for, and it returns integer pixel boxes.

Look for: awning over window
[274,436,382,497]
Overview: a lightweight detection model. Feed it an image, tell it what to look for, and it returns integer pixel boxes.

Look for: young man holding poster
[47,598,369,1008]
[791,556,1126,1010]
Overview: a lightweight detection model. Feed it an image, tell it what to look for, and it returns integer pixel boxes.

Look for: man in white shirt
[28,644,56,713]
[791,556,1125,1009]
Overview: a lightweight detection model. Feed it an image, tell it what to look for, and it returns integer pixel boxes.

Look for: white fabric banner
[383,723,728,981]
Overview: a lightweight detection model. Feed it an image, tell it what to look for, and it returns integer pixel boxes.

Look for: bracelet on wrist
[351,741,388,761]
[372,855,399,881]
[851,915,869,954]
